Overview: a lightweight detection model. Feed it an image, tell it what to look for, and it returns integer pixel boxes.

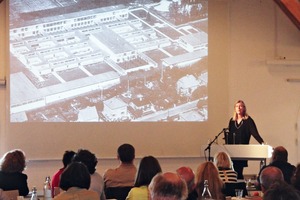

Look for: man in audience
[149,172,188,200]
[263,180,300,200]
[104,143,136,188]
[176,166,197,200]
[103,143,136,199]
[258,146,295,186]
[259,166,284,193]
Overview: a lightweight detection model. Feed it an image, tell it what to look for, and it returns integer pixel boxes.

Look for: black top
[226,116,264,145]
[187,189,198,200]
[0,171,29,196]
[225,116,264,169]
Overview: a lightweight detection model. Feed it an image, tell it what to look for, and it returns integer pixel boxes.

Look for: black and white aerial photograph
[9,0,208,122]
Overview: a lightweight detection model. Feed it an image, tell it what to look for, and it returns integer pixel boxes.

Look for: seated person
[148,172,188,200]
[263,180,300,200]
[126,156,162,200]
[73,149,106,200]
[259,166,284,193]
[195,161,224,200]
[51,150,76,196]
[176,166,198,200]
[214,151,237,183]
[258,146,295,188]
[54,162,99,200]
[0,149,29,196]
[104,144,137,199]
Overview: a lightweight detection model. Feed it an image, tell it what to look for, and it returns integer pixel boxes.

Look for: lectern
[201,144,273,167]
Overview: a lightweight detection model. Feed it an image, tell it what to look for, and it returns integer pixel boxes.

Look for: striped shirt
[218,169,238,183]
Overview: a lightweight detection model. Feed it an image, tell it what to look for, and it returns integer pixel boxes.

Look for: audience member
[176,166,197,200]
[259,166,284,193]
[51,150,76,196]
[73,149,105,200]
[292,163,300,191]
[0,149,29,196]
[148,172,188,200]
[195,161,224,200]
[126,156,162,200]
[104,143,137,188]
[263,180,300,200]
[54,162,99,200]
[213,152,237,183]
[258,146,295,187]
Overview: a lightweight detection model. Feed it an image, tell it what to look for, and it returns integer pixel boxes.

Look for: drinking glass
[235,189,243,199]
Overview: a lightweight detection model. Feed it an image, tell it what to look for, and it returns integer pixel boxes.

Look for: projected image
[9,0,208,122]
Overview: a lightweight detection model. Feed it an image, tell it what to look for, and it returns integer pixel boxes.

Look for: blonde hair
[232,100,249,121]
[196,161,224,200]
[214,152,233,170]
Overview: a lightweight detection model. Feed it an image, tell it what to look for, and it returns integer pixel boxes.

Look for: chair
[223,182,248,197]
[3,190,19,200]
[104,187,132,200]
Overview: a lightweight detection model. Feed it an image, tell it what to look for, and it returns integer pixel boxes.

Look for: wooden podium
[201,144,273,164]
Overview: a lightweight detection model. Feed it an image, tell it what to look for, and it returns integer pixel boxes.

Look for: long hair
[134,156,162,187]
[195,161,224,200]
[214,152,234,170]
[232,100,249,121]
[0,149,26,173]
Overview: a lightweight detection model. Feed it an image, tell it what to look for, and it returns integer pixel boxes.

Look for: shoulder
[91,172,104,182]
[128,186,148,197]
[246,116,255,122]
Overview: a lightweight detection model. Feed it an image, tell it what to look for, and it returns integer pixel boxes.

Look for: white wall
[227,0,300,174]
[1,0,300,191]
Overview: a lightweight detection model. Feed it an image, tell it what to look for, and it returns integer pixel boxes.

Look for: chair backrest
[3,190,19,200]
[104,187,132,200]
[223,182,248,197]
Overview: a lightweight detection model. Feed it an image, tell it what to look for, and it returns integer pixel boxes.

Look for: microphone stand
[204,129,226,162]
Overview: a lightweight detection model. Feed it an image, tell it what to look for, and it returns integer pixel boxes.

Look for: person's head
[195,161,224,200]
[213,151,233,170]
[134,156,162,187]
[259,166,284,193]
[263,180,300,200]
[73,149,97,174]
[232,100,248,120]
[117,143,135,163]
[271,146,288,163]
[149,172,188,200]
[0,149,26,173]
[59,162,91,191]
[62,150,76,168]
[176,166,195,193]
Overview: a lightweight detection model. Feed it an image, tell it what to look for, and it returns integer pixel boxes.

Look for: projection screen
[9,0,208,123]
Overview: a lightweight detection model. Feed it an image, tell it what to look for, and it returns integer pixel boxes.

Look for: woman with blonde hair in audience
[214,152,238,183]
[126,156,162,200]
[0,149,29,196]
[195,161,224,200]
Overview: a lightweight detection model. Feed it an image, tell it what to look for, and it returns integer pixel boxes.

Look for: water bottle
[44,176,52,199]
[30,186,38,200]
[201,180,212,199]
